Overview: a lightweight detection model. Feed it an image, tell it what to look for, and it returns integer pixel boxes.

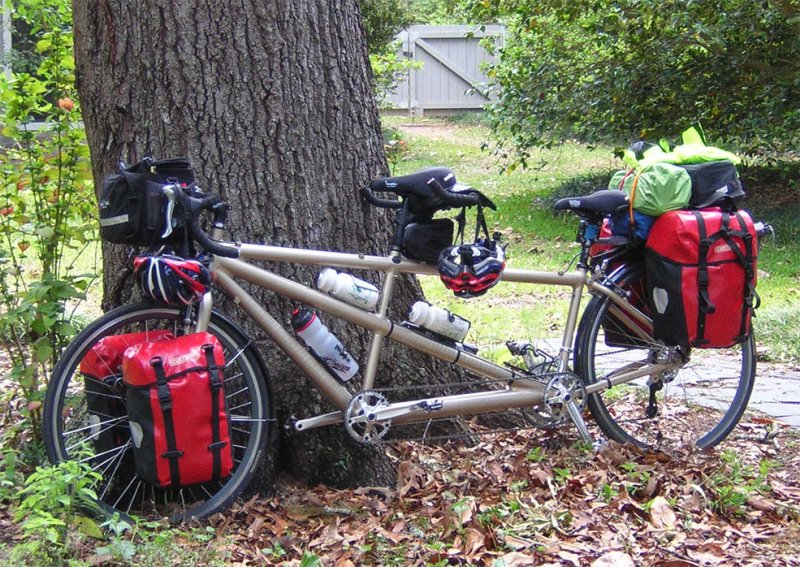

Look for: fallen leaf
[592,551,635,567]
[503,533,533,551]
[495,551,538,566]
[650,496,677,529]
[558,550,581,566]
[686,543,727,565]
[464,527,485,555]
[746,495,776,512]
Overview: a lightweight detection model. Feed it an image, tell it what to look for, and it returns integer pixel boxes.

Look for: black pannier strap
[150,356,183,488]
[692,211,712,345]
[203,344,226,481]
[689,210,755,347]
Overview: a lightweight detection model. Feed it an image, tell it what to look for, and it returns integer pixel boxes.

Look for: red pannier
[80,331,174,460]
[645,208,758,348]
[122,332,233,487]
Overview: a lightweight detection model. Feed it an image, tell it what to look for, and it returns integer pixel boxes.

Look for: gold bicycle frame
[202,231,675,440]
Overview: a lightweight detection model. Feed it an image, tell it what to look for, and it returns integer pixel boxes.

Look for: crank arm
[291,411,343,432]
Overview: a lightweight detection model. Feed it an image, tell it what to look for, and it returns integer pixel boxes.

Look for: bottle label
[324,344,355,373]
[348,282,378,306]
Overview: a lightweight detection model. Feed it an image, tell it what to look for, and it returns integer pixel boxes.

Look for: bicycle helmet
[437,236,506,298]
[133,255,211,305]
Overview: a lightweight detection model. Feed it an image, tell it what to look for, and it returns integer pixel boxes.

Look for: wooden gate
[387,25,505,114]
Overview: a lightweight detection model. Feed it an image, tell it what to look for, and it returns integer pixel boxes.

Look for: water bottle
[291,309,359,382]
[316,268,380,310]
[408,301,470,342]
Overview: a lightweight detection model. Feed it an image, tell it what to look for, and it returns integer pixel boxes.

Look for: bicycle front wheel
[43,302,274,522]
[574,263,756,452]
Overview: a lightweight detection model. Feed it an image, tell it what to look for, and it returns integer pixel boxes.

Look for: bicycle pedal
[284,415,299,434]
[506,340,532,356]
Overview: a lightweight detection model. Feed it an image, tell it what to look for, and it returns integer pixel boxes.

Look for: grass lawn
[382,115,800,364]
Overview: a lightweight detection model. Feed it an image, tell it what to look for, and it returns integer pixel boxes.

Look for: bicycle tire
[43,302,274,522]
[574,262,756,452]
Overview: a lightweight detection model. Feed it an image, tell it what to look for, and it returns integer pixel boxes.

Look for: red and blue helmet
[133,255,211,305]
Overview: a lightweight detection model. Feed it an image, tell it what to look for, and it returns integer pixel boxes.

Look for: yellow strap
[629,173,641,225]
[618,168,635,190]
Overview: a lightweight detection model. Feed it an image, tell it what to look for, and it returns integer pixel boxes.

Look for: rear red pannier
[80,331,174,460]
[122,332,233,487]
[645,208,758,348]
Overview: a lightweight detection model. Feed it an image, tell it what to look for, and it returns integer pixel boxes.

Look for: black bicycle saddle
[553,190,629,218]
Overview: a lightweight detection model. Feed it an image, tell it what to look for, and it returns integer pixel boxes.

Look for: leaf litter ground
[209,415,800,566]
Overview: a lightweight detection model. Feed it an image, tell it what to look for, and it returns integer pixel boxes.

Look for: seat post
[389,199,410,253]
[576,218,601,268]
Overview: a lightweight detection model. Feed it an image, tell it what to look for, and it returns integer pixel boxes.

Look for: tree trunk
[72,0,463,488]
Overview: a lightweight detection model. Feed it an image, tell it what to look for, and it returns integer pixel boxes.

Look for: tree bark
[73,0,463,488]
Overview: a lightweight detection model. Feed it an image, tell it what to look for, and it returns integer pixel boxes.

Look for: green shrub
[470,0,800,166]
[0,0,97,443]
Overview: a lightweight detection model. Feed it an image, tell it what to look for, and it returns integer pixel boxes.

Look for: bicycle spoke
[576,264,755,451]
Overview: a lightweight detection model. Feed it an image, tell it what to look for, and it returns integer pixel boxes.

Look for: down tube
[214,257,522,385]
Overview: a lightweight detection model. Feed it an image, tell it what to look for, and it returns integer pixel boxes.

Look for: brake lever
[161,185,177,239]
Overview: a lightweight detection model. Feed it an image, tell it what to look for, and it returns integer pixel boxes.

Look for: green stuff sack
[608,163,692,217]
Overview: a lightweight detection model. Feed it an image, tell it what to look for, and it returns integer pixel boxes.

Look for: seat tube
[557,266,589,373]
[361,251,402,390]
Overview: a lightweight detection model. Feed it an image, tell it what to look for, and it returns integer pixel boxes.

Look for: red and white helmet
[437,237,506,298]
[133,255,211,305]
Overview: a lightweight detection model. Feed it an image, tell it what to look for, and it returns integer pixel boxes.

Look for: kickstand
[646,382,662,419]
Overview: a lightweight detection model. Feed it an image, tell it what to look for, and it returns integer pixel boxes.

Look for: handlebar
[178,189,240,258]
[426,178,481,208]
[359,186,403,209]
[361,177,484,211]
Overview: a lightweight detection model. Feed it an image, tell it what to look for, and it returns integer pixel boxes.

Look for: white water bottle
[408,301,470,342]
[291,309,359,382]
[316,268,379,310]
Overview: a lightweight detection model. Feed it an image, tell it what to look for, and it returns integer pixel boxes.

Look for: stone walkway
[750,361,800,427]
[537,338,800,428]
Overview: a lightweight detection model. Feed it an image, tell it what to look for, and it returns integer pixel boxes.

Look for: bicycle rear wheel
[574,263,756,452]
[43,302,274,522]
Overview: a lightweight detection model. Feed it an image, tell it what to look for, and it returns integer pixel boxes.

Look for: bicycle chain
[353,369,566,446]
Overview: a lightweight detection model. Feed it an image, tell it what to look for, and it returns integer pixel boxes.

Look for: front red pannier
[645,208,758,348]
[80,331,174,460]
[122,332,233,487]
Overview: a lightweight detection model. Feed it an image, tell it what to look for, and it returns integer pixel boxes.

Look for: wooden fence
[386,25,505,115]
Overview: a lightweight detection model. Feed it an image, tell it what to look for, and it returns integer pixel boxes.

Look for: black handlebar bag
[122,332,233,488]
[80,330,174,462]
[645,208,758,348]
[98,157,195,247]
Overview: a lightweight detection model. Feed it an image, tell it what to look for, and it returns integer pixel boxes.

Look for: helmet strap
[454,203,492,245]
[454,207,467,244]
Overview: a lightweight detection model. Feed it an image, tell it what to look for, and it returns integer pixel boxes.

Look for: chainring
[344,391,392,446]
[539,372,587,426]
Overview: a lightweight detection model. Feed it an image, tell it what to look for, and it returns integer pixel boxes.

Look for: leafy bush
[470,0,800,166]
[409,0,475,24]
[360,0,415,52]
[0,0,97,443]
[359,0,423,106]
[370,42,424,107]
